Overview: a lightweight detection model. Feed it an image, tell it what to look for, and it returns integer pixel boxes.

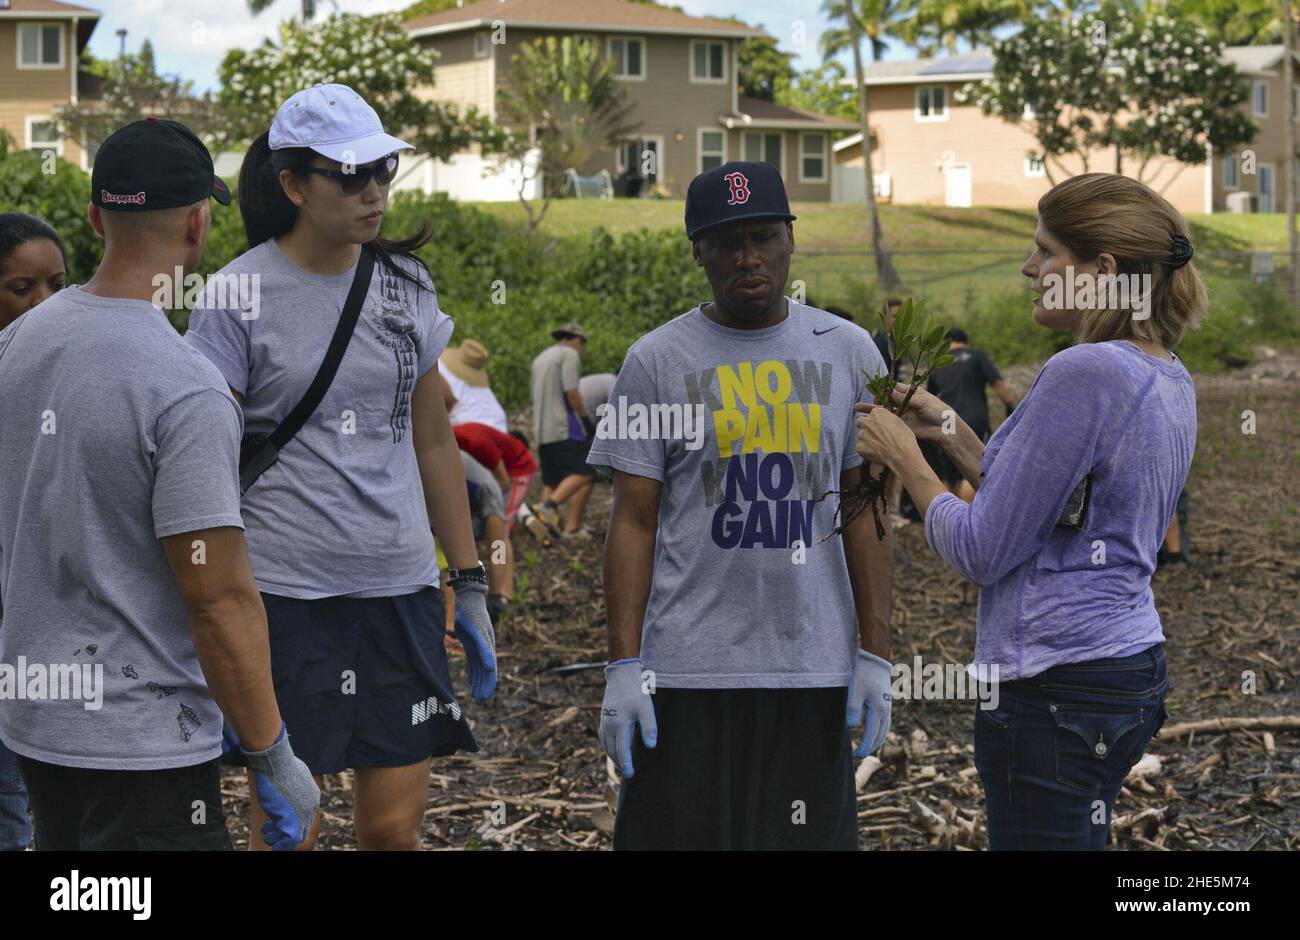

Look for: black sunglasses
[302,154,400,196]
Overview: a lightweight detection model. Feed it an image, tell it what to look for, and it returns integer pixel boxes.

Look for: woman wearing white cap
[186,83,495,851]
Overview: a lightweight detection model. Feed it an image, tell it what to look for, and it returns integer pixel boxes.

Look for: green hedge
[6,150,1297,408]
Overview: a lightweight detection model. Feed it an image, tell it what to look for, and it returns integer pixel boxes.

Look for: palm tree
[821,0,912,295]
[246,0,335,19]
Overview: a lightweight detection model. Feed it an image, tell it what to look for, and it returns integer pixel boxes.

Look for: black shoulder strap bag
[238,244,376,495]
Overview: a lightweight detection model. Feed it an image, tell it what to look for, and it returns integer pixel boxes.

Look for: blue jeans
[974,643,1169,850]
[0,739,32,851]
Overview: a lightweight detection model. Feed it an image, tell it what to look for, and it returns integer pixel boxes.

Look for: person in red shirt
[453,423,538,536]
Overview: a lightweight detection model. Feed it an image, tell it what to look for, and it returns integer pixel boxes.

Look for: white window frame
[689,40,727,84]
[25,115,63,157]
[742,131,784,177]
[17,22,65,70]
[1022,102,1035,120]
[1252,79,1269,118]
[1024,155,1046,178]
[608,36,646,81]
[914,85,948,122]
[698,127,725,173]
[1222,154,1238,188]
[473,32,489,59]
[799,132,828,183]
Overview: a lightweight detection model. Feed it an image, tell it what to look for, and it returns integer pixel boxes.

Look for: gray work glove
[600,658,657,778]
[242,724,320,851]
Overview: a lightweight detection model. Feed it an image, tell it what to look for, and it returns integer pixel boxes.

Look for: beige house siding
[418,30,494,115]
[0,18,83,165]
[418,26,748,194]
[1212,71,1294,212]
[841,72,1300,216]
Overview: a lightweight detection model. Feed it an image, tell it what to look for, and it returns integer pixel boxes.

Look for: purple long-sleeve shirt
[925,340,1196,680]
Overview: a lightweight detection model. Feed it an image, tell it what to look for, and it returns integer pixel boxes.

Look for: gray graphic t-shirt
[0,287,244,770]
[185,240,453,599]
[530,343,582,445]
[586,301,887,689]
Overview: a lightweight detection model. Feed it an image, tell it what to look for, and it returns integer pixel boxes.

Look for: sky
[75,0,890,93]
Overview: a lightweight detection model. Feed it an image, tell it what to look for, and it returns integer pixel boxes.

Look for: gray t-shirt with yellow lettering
[586,300,887,689]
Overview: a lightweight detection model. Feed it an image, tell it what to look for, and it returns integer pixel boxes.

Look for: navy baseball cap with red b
[684,160,796,241]
[91,117,231,211]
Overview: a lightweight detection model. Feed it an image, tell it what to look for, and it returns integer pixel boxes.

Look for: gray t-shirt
[0,287,244,770]
[530,343,582,445]
[185,240,453,599]
[586,300,887,689]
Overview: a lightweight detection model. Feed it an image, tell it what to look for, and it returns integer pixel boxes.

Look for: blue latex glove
[599,658,657,778]
[450,581,497,703]
[846,649,894,758]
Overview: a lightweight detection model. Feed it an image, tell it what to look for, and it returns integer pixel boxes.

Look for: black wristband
[447,562,488,590]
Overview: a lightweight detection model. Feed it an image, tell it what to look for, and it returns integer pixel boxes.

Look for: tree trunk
[1285,0,1297,310]
[848,12,901,295]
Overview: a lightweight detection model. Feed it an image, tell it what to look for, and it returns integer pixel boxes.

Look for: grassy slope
[468,199,1289,314]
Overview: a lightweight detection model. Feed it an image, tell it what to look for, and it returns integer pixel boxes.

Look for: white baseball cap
[269,83,413,165]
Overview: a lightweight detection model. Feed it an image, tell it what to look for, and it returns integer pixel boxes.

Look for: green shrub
[0,137,101,282]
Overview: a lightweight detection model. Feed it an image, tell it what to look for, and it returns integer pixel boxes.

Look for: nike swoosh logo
[812,326,839,335]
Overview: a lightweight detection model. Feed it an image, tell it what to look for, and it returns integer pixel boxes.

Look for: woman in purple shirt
[857,173,1203,850]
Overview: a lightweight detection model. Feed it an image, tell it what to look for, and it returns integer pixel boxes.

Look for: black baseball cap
[685,160,796,241]
[91,117,231,211]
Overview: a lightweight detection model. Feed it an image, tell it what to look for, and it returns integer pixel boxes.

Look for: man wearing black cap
[530,321,597,536]
[0,118,318,850]
[589,161,896,849]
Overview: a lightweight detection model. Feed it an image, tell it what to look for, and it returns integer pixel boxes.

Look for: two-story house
[0,0,99,167]
[404,0,856,200]
[833,45,1300,215]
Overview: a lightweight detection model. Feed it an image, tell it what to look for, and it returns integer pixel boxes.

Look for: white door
[1258,164,1275,212]
[944,163,972,207]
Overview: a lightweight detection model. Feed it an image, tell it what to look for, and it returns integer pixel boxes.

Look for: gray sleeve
[415,269,453,378]
[560,348,580,392]
[585,353,665,482]
[185,290,251,397]
[843,330,888,471]
[152,389,246,538]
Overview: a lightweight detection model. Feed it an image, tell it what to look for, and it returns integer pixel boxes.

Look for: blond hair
[1037,173,1207,349]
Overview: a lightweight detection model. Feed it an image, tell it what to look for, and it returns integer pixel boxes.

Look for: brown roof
[0,0,100,14]
[724,95,858,130]
[407,0,764,39]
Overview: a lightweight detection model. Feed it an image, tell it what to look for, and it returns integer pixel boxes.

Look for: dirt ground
[222,347,1300,851]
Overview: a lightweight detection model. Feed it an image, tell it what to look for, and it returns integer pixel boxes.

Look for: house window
[1024,155,1046,178]
[610,37,645,79]
[915,85,947,121]
[474,32,488,59]
[18,23,64,68]
[616,137,661,182]
[26,117,61,157]
[800,133,827,182]
[691,41,725,82]
[1252,80,1269,117]
[1223,155,1238,188]
[743,132,782,172]
[699,129,724,172]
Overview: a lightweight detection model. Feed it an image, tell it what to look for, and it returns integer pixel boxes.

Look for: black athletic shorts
[538,439,596,487]
[18,756,231,851]
[250,587,478,776]
[613,687,859,851]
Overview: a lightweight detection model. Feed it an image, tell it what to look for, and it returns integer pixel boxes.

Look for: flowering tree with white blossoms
[957,6,1255,186]
[215,12,506,159]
